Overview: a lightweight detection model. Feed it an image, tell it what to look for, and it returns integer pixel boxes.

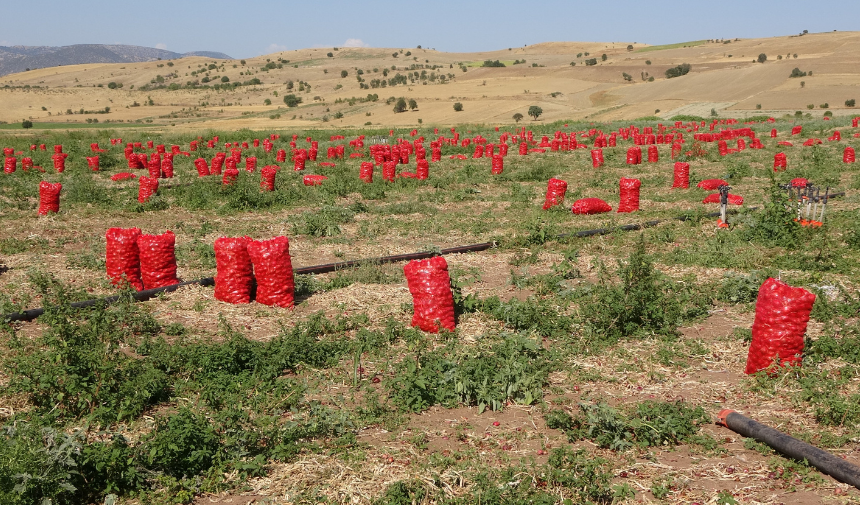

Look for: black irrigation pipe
[718,410,860,489]
[1,192,846,323]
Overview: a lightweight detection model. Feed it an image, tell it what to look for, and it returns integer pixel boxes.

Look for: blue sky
[2,0,858,58]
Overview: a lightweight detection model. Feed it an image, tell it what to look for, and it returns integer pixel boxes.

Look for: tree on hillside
[757,53,767,63]
[22,120,33,129]
[453,102,463,112]
[528,106,543,120]
[513,113,524,123]
[846,99,856,107]
[283,94,302,107]
[665,63,691,79]
[601,54,607,61]
[408,98,418,110]
[627,44,634,51]
[394,97,407,113]
[341,70,348,78]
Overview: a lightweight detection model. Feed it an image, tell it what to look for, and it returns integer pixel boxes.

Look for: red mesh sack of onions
[138,176,158,203]
[247,236,295,308]
[38,181,62,215]
[617,177,641,213]
[137,230,179,289]
[214,237,253,304]
[105,227,144,291]
[403,256,456,333]
[697,179,728,190]
[542,178,568,210]
[744,278,815,375]
[571,198,612,215]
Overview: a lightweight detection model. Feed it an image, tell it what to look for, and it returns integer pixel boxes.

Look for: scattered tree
[800,81,805,88]
[627,44,634,51]
[327,52,333,57]
[790,68,807,78]
[408,98,418,110]
[665,63,692,79]
[393,97,407,113]
[513,112,524,122]
[392,52,398,58]
[585,58,598,66]
[341,70,348,78]
[453,102,463,112]
[622,72,632,82]
[107,82,117,89]
[846,99,856,107]
[601,54,607,61]
[528,105,543,120]
[645,60,651,65]
[220,76,229,83]
[757,53,767,63]
[21,120,33,129]
[482,60,505,67]
[264,98,272,105]
[283,94,302,107]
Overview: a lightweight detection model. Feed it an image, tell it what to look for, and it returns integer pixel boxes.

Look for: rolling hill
[1,31,858,130]
[0,44,232,77]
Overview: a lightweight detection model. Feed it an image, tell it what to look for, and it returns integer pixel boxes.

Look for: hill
[0,31,858,129]
[0,44,232,77]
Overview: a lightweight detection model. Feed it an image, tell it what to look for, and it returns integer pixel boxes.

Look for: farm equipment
[783,181,829,227]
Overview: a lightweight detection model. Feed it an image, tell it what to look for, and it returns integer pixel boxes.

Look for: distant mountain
[0,44,233,77]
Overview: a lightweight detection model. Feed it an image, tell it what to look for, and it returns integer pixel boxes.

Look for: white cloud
[155,43,167,50]
[266,43,288,53]
[343,38,369,48]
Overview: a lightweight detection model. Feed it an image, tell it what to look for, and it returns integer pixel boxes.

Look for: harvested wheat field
[2,30,860,505]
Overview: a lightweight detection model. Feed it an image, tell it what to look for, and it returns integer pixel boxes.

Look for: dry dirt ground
[1,31,860,130]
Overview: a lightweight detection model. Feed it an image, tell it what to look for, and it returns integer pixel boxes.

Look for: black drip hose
[719,410,860,489]
[0,193,843,323]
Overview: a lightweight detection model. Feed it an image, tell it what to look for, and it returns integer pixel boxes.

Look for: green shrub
[665,63,691,78]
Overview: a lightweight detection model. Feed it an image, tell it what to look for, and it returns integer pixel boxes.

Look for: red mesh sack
[790,178,808,188]
[244,156,257,172]
[473,145,484,159]
[53,145,63,154]
[647,145,658,163]
[672,162,690,189]
[617,177,641,213]
[4,156,16,173]
[86,156,99,171]
[247,236,295,308]
[2,147,12,156]
[542,178,568,210]
[590,149,604,168]
[38,181,62,215]
[214,237,253,304]
[403,256,456,333]
[702,193,744,205]
[225,157,237,172]
[260,166,277,191]
[626,147,641,165]
[210,155,224,176]
[223,168,239,185]
[303,175,327,186]
[844,147,855,164]
[571,198,612,215]
[194,158,209,176]
[519,142,528,155]
[491,155,503,174]
[773,152,787,171]
[360,162,374,183]
[744,278,815,375]
[697,179,728,190]
[111,172,137,181]
[791,125,802,136]
[52,154,67,173]
[138,176,158,203]
[416,159,429,180]
[105,227,144,291]
[771,128,778,138]
[137,231,179,289]
[383,161,397,182]
[22,157,33,171]
[161,158,174,178]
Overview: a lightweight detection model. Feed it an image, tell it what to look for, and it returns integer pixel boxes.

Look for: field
[2,31,860,130]
[1,114,860,505]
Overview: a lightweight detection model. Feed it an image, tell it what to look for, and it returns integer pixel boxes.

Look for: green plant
[847,99,856,107]
[513,112,523,122]
[283,94,302,107]
[453,102,463,112]
[393,97,407,113]
[757,53,767,63]
[528,105,543,120]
